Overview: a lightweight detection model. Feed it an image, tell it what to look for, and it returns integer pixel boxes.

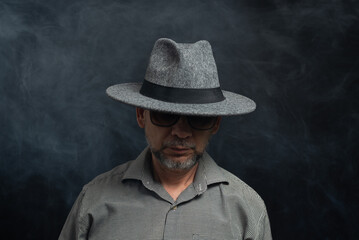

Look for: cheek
[193,133,212,151]
[145,124,170,147]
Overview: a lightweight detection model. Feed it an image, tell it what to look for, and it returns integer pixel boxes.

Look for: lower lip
[167,148,191,154]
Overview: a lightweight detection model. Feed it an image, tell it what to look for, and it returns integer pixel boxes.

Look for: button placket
[163,203,180,239]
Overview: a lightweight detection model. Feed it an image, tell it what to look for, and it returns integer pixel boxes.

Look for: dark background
[1,0,358,239]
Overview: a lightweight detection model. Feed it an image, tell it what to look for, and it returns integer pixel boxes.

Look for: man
[59,38,272,239]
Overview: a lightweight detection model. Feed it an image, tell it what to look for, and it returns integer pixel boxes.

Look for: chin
[159,154,198,170]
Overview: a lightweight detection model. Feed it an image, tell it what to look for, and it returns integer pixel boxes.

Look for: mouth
[166,146,193,155]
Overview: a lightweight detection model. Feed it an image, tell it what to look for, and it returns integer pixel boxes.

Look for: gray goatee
[148,138,203,170]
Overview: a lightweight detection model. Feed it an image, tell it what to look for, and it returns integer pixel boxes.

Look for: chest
[86,189,243,240]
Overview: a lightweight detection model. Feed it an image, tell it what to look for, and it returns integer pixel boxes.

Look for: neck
[151,153,198,201]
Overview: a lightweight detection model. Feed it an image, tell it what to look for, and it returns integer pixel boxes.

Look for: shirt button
[172,206,177,210]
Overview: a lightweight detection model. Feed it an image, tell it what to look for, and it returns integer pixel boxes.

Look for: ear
[211,117,222,134]
[136,107,146,128]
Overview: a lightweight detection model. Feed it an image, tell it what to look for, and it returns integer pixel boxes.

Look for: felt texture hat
[106,38,256,116]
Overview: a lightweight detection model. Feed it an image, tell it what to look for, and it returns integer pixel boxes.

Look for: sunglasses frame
[149,111,218,131]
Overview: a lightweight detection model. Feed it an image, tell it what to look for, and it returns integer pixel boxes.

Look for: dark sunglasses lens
[151,112,178,126]
[188,116,217,130]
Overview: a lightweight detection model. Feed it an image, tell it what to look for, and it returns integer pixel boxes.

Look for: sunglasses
[149,111,218,130]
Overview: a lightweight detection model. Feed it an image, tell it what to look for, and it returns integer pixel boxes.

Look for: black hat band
[140,80,225,104]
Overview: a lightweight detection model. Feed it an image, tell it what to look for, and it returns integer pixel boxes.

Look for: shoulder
[82,160,133,192]
[202,152,267,212]
[74,160,138,212]
[218,167,267,215]
[217,167,272,239]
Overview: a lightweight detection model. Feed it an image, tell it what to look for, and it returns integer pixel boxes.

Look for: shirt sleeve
[255,209,272,240]
[58,188,92,240]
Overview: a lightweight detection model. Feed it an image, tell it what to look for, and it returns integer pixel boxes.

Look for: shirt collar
[122,147,152,182]
[122,147,229,192]
[192,151,229,194]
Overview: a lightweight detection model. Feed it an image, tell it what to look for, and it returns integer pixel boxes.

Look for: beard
[147,137,204,170]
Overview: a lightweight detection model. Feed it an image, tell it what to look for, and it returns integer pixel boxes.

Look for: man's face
[136,108,221,170]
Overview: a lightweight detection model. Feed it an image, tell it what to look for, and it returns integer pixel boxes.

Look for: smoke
[0,0,358,239]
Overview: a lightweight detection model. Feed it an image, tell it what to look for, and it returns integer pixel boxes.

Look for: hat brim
[106,83,256,116]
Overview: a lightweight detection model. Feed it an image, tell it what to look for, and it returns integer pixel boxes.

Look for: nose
[171,116,192,139]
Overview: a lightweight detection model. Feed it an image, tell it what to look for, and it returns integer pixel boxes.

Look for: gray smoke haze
[0,0,358,239]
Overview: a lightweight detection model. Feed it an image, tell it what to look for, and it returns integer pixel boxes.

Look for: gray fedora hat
[106,38,256,116]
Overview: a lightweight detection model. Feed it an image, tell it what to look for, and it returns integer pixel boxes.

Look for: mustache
[161,138,195,149]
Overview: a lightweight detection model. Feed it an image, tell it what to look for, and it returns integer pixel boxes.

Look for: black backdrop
[1,0,358,239]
